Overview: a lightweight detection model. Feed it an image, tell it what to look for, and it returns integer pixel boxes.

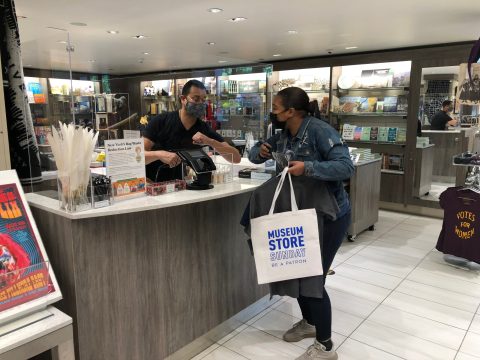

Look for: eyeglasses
[187,95,207,104]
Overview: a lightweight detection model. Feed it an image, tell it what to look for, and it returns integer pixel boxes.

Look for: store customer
[249,87,354,360]
[143,80,241,182]
[430,100,458,130]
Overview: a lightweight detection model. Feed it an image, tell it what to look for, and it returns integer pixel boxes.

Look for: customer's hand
[158,151,181,168]
[259,142,272,159]
[287,161,305,176]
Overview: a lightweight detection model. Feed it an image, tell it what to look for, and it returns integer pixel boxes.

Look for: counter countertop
[27,178,265,220]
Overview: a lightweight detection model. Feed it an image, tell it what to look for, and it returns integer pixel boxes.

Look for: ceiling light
[57,40,67,44]
[228,17,247,22]
[70,22,87,27]
[88,59,96,63]
[287,30,298,35]
[218,60,228,63]
[345,46,358,50]
[208,8,223,13]
[143,52,150,55]
[107,30,119,34]
[207,42,216,46]
[132,35,146,39]
[272,54,282,57]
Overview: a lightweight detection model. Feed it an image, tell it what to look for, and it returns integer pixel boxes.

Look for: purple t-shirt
[437,187,480,263]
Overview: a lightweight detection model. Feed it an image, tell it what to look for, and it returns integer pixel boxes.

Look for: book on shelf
[359,97,378,112]
[361,127,371,141]
[378,127,389,142]
[383,97,398,112]
[387,127,398,142]
[376,101,384,112]
[396,128,407,143]
[342,124,355,140]
[339,97,361,113]
[396,95,408,112]
[353,127,363,141]
[370,127,379,141]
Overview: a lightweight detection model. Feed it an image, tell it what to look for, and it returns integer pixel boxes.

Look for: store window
[416,64,480,203]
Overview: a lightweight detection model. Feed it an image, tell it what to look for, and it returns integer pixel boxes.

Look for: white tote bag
[251,167,323,284]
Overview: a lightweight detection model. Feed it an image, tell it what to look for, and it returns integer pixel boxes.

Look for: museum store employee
[430,100,458,130]
[143,80,241,182]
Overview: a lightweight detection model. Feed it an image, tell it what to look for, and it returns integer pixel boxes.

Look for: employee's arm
[192,132,241,163]
[447,118,458,127]
[143,137,180,167]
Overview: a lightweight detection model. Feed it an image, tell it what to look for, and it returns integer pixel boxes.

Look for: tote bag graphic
[251,168,323,284]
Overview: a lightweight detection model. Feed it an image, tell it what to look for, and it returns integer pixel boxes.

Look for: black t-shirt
[430,110,452,130]
[144,111,224,181]
[436,187,480,263]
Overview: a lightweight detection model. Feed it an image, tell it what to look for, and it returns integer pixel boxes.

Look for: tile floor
[191,210,480,360]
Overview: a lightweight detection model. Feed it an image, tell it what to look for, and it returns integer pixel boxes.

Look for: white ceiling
[15,0,480,76]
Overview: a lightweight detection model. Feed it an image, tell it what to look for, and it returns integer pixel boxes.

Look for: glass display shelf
[332,112,407,117]
[334,87,409,92]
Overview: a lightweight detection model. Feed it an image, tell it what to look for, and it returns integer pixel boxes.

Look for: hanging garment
[1,1,42,183]
[436,186,480,264]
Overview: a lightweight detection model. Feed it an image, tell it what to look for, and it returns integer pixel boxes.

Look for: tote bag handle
[268,167,299,215]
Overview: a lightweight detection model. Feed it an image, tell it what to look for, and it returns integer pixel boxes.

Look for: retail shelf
[346,140,406,146]
[381,169,404,175]
[332,112,407,117]
[334,86,409,92]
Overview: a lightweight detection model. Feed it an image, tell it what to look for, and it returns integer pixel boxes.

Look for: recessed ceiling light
[207,42,216,46]
[228,17,247,22]
[138,58,145,63]
[107,30,119,34]
[88,59,96,63]
[57,40,67,44]
[272,54,282,57]
[143,52,150,55]
[70,22,87,27]
[208,8,223,13]
[287,30,298,35]
[132,35,146,39]
[345,46,358,50]
[218,60,228,63]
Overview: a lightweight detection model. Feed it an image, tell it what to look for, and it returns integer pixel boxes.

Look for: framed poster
[0,170,61,325]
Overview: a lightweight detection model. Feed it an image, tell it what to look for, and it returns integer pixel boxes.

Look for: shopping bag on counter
[250,167,322,284]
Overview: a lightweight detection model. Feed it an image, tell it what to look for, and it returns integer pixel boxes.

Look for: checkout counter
[422,127,480,185]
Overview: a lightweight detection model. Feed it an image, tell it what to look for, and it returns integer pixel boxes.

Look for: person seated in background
[430,100,458,130]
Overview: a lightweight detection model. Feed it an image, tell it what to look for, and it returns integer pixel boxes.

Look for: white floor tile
[351,320,457,360]
[417,256,480,285]
[383,291,474,330]
[191,344,220,360]
[245,308,273,325]
[335,243,366,262]
[326,274,391,303]
[368,240,432,259]
[456,352,480,360]
[357,246,422,266]
[395,222,443,235]
[407,268,480,298]
[401,216,443,227]
[327,288,379,318]
[460,332,480,358]
[333,263,403,290]
[386,227,439,241]
[274,297,302,319]
[369,304,466,350]
[218,324,249,345]
[223,326,305,360]
[395,280,480,313]
[345,252,417,278]
[470,315,480,335]
[337,338,404,360]
[375,233,436,251]
[201,346,248,360]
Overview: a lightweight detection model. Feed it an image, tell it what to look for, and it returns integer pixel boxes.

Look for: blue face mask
[186,101,205,118]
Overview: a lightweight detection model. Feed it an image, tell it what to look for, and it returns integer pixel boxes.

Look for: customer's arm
[248,135,279,164]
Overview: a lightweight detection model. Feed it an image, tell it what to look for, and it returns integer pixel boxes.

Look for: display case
[94,93,131,147]
[270,67,331,116]
[140,79,177,116]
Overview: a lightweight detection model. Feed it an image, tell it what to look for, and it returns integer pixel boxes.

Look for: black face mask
[269,112,285,130]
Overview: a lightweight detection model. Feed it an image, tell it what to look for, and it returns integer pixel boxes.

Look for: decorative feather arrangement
[468,37,480,82]
[47,124,99,212]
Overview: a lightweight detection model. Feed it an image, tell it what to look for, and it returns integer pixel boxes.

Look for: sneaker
[283,319,316,342]
[296,339,338,360]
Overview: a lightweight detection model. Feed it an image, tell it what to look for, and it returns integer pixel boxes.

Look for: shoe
[282,319,316,342]
[296,339,338,360]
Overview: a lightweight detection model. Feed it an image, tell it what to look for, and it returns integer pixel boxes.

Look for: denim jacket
[249,116,354,217]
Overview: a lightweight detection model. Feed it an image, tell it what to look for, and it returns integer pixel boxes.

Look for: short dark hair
[182,80,206,96]
[276,87,310,113]
[442,100,453,108]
